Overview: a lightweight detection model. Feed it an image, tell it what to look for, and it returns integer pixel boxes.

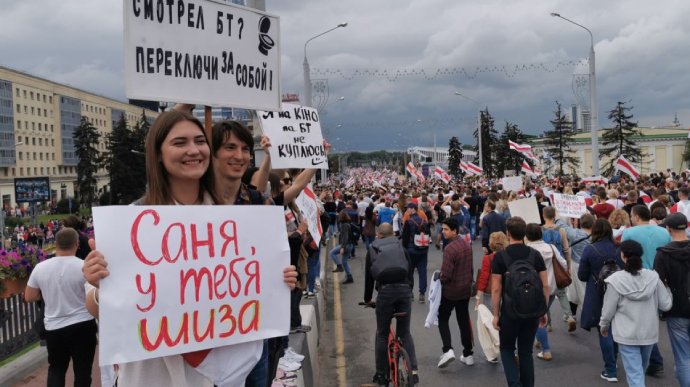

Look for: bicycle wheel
[394,345,414,387]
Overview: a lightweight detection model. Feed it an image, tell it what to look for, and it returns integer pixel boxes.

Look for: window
[52,167,56,175]
[16,104,19,113]
[30,91,34,100]
[19,167,23,176]
[18,152,22,160]
[50,125,54,132]
[31,107,34,115]
[44,109,47,116]
[32,138,35,145]
[34,168,37,175]
[51,139,55,146]
[12,168,15,177]
[32,122,35,130]
[33,152,36,160]
[37,109,41,117]
[40,167,44,174]
[23,106,27,114]
[16,121,21,129]
[49,96,52,104]
[43,95,46,103]
[52,153,55,160]
[15,88,19,97]
[36,93,40,100]
[23,90,26,98]
[39,138,42,146]
[38,123,41,131]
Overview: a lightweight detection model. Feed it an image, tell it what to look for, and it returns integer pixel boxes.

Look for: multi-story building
[0,66,158,210]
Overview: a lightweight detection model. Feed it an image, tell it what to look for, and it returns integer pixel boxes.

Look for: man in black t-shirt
[490,217,549,387]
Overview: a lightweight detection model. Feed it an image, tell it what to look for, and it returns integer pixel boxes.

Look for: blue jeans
[498,314,540,387]
[307,249,320,293]
[619,344,653,387]
[363,235,375,251]
[598,327,618,377]
[667,317,690,387]
[408,250,428,295]
[245,340,268,387]
[535,295,555,352]
[375,284,417,377]
[469,216,478,240]
[329,244,352,275]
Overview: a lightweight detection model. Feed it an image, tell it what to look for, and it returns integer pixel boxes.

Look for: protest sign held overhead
[93,205,290,365]
[508,197,541,225]
[295,184,323,243]
[501,176,523,193]
[124,0,281,110]
[257,103,327,169]
[552,193,587,218]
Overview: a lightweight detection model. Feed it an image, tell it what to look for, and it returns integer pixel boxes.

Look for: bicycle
[360,302,415,387]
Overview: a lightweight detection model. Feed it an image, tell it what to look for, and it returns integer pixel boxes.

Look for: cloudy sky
[2,0,689,151]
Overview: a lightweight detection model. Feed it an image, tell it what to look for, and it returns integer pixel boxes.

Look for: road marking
[332,258,347,386]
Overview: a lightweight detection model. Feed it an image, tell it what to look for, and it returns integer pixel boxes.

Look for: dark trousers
[245,340,269,387]
[438,297,473,356]
[375,284,418,377]
[408,251,428,295]
[290,288,302,328]
[45,319,97,387]
[498,314,540,387]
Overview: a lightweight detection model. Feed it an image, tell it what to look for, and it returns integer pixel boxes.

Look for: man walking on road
[481,201,506,255]
[436,218,475,368]
[364,223,419,386]
[24,228,97,387]
[491,217,549,387]
[654,212,690,386]
[402,202,431,303]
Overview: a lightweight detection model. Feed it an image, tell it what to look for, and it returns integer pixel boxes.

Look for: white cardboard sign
[124,0,281,110]
[295,184,323,243]
[93,205,290,365]
[552,193,587,218]
[257,103,327,169]
[501,176,523,193]
[508,197,541,225]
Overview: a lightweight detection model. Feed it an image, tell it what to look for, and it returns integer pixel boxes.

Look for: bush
[4,217,21,229]
[56,197,80,214]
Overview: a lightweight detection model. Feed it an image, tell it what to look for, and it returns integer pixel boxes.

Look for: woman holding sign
[83,110,298,387]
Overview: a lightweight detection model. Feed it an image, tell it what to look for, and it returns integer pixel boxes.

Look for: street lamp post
[303,23,347,184]
[551,12,599,176]
[454,91,483,171]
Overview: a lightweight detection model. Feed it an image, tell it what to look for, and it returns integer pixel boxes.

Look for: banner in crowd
[434,166,451,183]
[552,193,587,218]
[258,103,327,169]
[93,205,290,365]
[460,161,482,176]
[508,197,541,225]
[501,176,523,192]
[295,184,323,243]
[124,0,281,110]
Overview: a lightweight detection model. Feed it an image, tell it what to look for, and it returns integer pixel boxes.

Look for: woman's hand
[283,265,298,289]
[82,239,109,288]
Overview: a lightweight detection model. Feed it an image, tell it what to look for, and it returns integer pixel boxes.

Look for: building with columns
[0,66,158,210]
[530,127,689,176]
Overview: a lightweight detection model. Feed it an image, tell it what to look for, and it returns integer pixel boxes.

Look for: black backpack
[592,245,620,298]
[500,248,548,320]
[369,239,409,280]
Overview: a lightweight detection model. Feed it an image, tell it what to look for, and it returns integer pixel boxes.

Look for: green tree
[447,136,464,179]
[106,114,146,204]
[544,101,579,176]
[472,108,499,178]
[73,117,101,208]
[601,101,643,177]
[496,121,529,177]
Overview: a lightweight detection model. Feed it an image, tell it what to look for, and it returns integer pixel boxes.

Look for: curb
[0,345,47,386]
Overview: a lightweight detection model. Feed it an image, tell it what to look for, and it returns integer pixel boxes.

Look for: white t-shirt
[27,255,93,330]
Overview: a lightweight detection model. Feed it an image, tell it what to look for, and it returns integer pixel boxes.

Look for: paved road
[318,237,679,387]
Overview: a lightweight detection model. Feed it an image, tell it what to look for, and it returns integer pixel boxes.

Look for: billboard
[14,177,51,203]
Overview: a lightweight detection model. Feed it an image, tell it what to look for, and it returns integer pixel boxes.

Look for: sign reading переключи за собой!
[124,0,281,110]
[93,205,290,365]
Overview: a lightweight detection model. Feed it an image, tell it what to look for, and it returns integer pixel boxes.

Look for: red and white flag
[434,166,451,183]
[615,156,640,180]
[406,162,418,177]
[508,140,532,153]
[460,161,483,176]
[520,161,538,176]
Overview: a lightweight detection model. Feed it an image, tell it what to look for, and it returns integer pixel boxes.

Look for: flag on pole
[406,162,418,177]
[460,161,483,176]
[434,166,451,183]
[508,140,532,152]
[521,161,536,176]
[615,155,640,180]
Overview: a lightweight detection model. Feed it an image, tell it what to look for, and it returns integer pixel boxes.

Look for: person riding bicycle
[364,223,420,386]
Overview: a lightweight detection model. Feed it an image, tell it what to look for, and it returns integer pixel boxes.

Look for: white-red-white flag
[508,140,532,152]
[434,166,451,183]
[615,156,640,180]
[521,161,536,176]
[460,161,482,176]
[406,162,417,177]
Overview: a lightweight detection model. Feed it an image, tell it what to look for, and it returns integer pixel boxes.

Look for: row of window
[17,121,54,132]
[3,165,75,178]
[15,104,51,118]
[15,88,53,105]
[18,151,55,161]
[82,103,106,115]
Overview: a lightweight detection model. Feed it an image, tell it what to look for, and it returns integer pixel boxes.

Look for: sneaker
[566,316,577,332]
[487,357,499,364]
[600,371,618,382]
[412,371,419,384]
[332,265,344,272]
[646,363,663,376]
[275,368,297,380]
[437,349,456,368]
[537,351,552,361]
[418,294,425,304]
[278,358,302,372]
[285,347,305,362]
[372,373,388,386]
[289,325,312,334]
[342,275,354,284]
[306,291,315,298]
[460,354,474,366]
